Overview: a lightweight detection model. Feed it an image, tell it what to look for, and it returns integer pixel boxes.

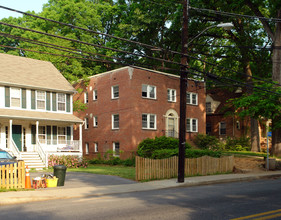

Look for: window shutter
[66,94,71,112]
[52,126,57,145]
[46,92,51,111]
[47,126,51,145]
[5,86,10,107]
[21,89,26,109]
[31,90,36,109]
[52,93,57,111]
[67,126,71,141]
[31,125,36,144]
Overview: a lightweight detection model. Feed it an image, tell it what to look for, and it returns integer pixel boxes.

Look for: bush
[89,156,135,167]
[185,149,222,158]
[48,155,88,168]
[193,134,221,150]
[137,136,191,158]
[225,137,251,151]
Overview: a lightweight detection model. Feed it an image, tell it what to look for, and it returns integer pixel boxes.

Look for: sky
[0,0,49,19]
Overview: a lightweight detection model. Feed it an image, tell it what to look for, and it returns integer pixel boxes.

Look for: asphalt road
[1,177,281,220]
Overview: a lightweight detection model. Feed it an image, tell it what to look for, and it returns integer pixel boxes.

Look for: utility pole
[178,0,189,183]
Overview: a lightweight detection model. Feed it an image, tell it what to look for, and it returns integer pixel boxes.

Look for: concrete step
[20,152,46,170]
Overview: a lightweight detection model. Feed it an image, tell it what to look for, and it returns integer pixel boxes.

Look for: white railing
[9,140,21,159]
[57,140,80,152]
[36,140,48,167]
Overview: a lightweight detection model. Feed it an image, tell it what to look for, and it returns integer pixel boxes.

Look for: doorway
[12,125,22,151]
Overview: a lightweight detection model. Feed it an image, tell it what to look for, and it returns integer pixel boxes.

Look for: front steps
[20,152,46,170]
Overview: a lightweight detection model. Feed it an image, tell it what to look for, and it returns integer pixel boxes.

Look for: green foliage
[185,149,222,158]
[89,156,135,167]
[193,134,222,151]
[73,100,88,113]
[225,137,251,151]
[48,155,88,168]
[137,136,191,158]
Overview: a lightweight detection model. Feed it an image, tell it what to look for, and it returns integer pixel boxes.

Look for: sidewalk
[1,170,281,206]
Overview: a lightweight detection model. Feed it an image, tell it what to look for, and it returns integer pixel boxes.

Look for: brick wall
[74,67,206,159]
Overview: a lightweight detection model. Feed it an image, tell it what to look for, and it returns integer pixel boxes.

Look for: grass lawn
[67,165,136,180]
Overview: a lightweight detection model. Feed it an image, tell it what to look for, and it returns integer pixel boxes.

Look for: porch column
[9,119,12,149]
[79,124,83,153]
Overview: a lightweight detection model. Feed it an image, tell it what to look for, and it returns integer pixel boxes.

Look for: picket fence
[135,155,234,181]
[0,161,26,189]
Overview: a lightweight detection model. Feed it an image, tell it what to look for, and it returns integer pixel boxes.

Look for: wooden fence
[0,161,25,189]
[135,155,234,181]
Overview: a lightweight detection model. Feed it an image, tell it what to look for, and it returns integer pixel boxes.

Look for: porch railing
[36,140,48,168]
[57,140,80,152]
[10,140,21,159]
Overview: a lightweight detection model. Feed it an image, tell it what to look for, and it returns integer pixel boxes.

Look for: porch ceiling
[0,109,83,124]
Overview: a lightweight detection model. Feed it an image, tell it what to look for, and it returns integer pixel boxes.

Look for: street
[1,177,281,220]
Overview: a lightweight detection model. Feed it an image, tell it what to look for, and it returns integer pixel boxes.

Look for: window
[85,118,89,129]
[186,118,198,132]
[85,143,89,155]
[93,90,97,101]
[167,89,176,102]
[111,85,119,99]
[38,126,46,144]
[94,143,98,152]
[58,127,66,144]
[219,122,226,135]
[10,88,21,108]
[112,114,119,129]
[206,102,212,113]
[186,92,198,105]
[84,92,88,103]
[236,121,240,130]
[93,116,98,127]
[142,84,156,99]
[113,142,120,157]
[37,91,46,110]
[142,114,156,129]
[57,93,66,111]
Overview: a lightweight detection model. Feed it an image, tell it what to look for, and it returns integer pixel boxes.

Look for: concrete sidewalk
[1,170,281,206]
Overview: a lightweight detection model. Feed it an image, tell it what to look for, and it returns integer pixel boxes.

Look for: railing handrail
[10,139,21,159]
[36,140,48,167]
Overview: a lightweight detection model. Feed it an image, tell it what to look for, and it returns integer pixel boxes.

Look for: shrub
[88,156,135,167]
[137,136,191,158]
[225,137,251,151]
[193,134,221,150]
[185,149,222,158]
[48,155,88,168]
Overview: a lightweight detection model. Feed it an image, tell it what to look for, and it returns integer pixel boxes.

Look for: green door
[12,125,22,151]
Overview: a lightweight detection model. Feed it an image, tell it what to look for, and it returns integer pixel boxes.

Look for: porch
[0,111,83,168]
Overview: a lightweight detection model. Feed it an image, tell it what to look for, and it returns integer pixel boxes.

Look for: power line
[189,6,281,23]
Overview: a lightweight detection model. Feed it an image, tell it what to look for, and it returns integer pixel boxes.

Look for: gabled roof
[0,53,76,93]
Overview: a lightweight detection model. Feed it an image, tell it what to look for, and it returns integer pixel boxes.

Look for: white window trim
[57,93,66,112]
[113,142,120,157]
[85,118,89,129]
[10,87,21,108]
[93,116,98,127]
[167,88,176,102]
[36,91,46,110]
[112,114,119,129]
[142,84,156,99]
[111,85,119,99]
[93,90,97,101]
[186,118,198,132]
[84,92,88,104]
[85,143,89,155]
[94,143,98,152]
[186,92,198,105]
[142,113,157,130]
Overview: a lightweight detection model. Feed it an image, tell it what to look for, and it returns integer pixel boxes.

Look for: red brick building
[74,67,206,159]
